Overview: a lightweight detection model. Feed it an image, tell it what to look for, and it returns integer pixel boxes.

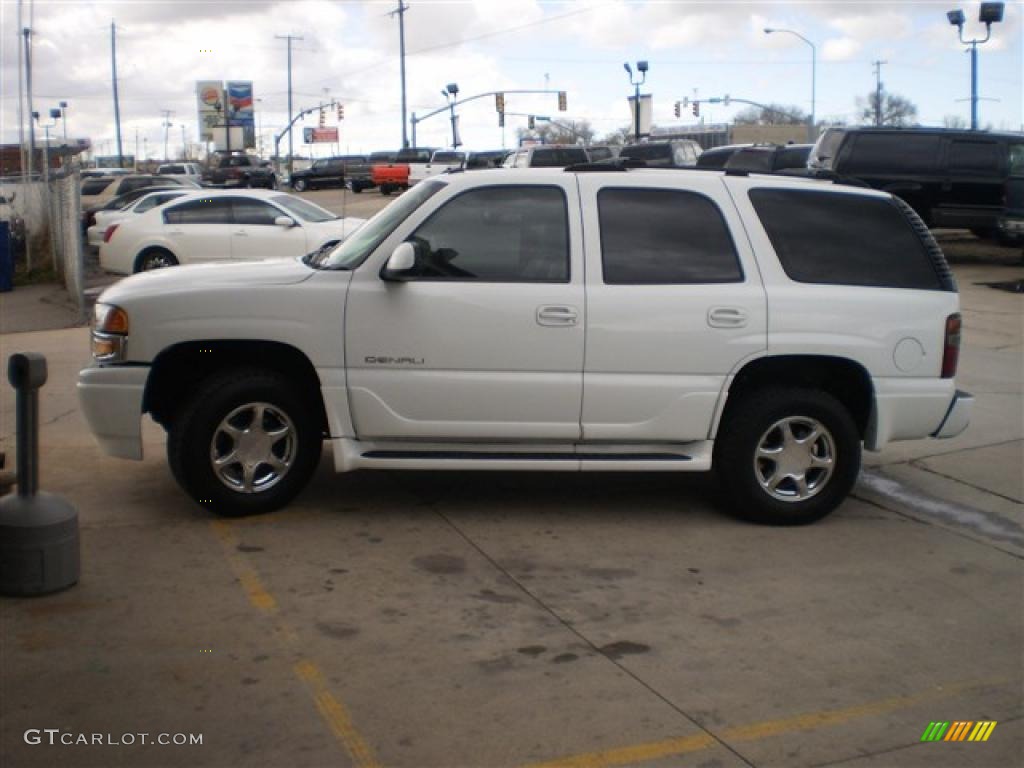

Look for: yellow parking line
[520,677,1007,768]
[210,520,381,768]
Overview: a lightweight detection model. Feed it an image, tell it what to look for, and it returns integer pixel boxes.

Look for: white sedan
[87,189,192,248]
[99,189,366,275]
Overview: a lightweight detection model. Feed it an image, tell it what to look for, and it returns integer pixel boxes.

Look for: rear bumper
[932,389,974,439]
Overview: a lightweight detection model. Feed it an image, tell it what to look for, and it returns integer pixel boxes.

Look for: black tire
[135,248,179,273]
[713,388,861,526]
[352,183,363,194]
[292,178,307,192]
[167,369,323,517]
[267,176,278,190]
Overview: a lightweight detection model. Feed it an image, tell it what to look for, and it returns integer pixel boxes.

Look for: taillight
[103,224,119,243]
[941,313,961,379]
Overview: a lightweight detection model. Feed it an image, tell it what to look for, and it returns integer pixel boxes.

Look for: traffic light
[319,108,325,128]
[495,93,505,113]
[558,91,567,111]
[337,103,344,120]
[674,101,680,118]
[528,115,535,130]
[692,101,699,117]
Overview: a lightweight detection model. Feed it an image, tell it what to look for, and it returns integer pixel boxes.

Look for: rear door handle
[708,307,748,328]
[537,305,579,327]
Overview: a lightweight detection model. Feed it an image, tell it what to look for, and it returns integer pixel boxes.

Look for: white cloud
[822,37,861,62]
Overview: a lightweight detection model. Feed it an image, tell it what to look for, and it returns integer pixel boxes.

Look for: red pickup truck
[370,147,436,195]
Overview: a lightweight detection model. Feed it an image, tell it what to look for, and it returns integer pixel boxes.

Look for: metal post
[11,354,45,498]
[634,83,640,143]
[23,27,35,179]
[395,0,409,148]
[111,21,123,168]
[970,41,978,130]
[411,113,417,148]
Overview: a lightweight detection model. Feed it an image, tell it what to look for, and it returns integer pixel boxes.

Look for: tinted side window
[749,189,941,290]
[948,141,1001,174]
[598,188,742,284]
[845,134,940,174]
[135,193,179,213]
[409,186,568,282]
[163,198,233,225]
[1010,144,1024,177]
[232,199,283,225]
[81,179,114,195]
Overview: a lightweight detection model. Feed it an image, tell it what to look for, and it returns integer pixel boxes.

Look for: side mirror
[381,241,418,282]
[274,216,295,228]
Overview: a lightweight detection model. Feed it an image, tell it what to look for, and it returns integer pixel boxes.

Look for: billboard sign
[196,81,224,142]
[304,127,339,143]
[226,81,255,149]
[627,94,653,138]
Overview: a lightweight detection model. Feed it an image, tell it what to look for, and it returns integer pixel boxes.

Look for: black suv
[290,155,366,192]
[810,127,1024,237]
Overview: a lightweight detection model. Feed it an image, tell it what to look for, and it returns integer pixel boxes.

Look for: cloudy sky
[1,0,1021,160]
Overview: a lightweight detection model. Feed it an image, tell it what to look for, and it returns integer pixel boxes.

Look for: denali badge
[364,356,425,365]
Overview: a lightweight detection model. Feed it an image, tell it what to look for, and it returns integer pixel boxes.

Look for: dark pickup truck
[290,155,367,192]
[344,151,397,193]
[202,153,277,189]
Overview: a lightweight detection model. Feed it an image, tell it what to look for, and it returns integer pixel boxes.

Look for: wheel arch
[713,355,874,440]
[143,340,330,437]
[133,244,179,273]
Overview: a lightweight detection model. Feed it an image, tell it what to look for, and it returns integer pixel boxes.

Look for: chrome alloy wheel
[141,252,175,271]
[209,402,296,494]
[753,416,835,502]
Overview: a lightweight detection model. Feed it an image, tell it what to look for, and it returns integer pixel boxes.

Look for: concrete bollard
[0,353,80,596]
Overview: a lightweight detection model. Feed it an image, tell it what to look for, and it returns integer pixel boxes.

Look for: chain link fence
[46,169,85,320]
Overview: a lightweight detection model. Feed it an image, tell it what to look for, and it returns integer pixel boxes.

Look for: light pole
[947,3,1005,130]
[59,101,68,143]
[623,60,648,143]
[764,27,816,141]
[443,82,460,149]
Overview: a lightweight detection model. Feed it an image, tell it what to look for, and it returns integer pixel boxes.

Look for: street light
[764,27,816,141]
[443,82,460,149]
[624,60,648,143]
[947,2,1005,130]
[59,101,68,143]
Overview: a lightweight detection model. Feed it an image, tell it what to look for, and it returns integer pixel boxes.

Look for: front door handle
[537,305,579,327]
[708,306,748,328]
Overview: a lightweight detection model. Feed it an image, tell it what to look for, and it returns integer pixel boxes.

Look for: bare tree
[599,124,635,145]
[858,92,918,127]
[516,119,595,146]
[733,104,807,125]
[943,114,968,129]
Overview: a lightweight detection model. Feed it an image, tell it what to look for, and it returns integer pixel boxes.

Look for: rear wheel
[292,178,307,192]
[713,388,861,525]
[167,369,322,516]
[380,184,392,196]
[135,248,178,273]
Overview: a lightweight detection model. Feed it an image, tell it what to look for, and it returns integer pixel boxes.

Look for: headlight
[92,303,129,362]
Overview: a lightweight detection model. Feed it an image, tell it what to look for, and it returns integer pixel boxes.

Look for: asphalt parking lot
[0,199,1021,767]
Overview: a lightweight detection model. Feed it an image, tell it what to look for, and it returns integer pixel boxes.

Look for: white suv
[78,168,972,524]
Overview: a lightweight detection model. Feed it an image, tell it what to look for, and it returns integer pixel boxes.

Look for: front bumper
[932,390,974,439]
[997,216,1024,236]
[77,364,150,460]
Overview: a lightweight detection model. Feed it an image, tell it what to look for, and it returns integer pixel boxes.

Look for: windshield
[432,152,464,164]
[318,180,446,270]
[271,194,337,223]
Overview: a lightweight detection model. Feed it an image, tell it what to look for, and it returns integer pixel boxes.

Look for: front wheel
[135,248,178,273]
[713,388,861,525]
[292,178,307,192]
[167,369,323,516]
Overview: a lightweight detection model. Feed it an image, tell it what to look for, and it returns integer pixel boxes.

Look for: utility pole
[111,20,124,168]
[181,124,187,160]
[134,127,138,171]
[275,33,303,177]
[23,26,35,179]
[872,60,886,126]
[161,110,173,162]
[390,1,409,147]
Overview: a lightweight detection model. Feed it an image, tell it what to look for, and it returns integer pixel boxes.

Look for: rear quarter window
[749,188,943,290]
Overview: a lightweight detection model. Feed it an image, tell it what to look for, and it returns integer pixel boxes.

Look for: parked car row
[97,189,365,275]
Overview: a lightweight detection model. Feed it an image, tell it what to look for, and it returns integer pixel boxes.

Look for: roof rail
[564,157,647,172]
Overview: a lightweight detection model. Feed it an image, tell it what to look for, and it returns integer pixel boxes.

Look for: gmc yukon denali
[78,167,973,525]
